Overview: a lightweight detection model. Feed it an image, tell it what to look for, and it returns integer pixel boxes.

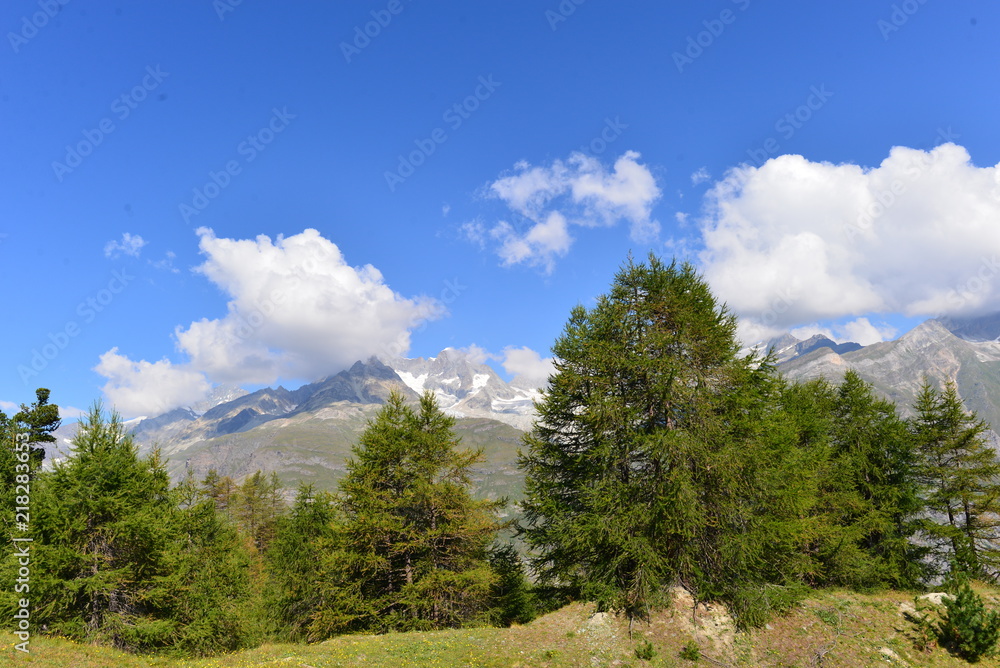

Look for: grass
[8,588,1000,667]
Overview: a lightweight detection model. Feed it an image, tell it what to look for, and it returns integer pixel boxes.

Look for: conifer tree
[25,404,176,649]
[519,255,806,626]
[487,543,536,626]
[820,371,924,588]
[264,484,337,640]
[310,390,502,637]
[1,389,61,547]
[911,381,1000,579]
[233,470,285,553]
[155,474,259,655]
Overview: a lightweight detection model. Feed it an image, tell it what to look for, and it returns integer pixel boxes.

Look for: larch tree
[911,381,1000,580]
[26,404,176,650]
[518,255,807,627]
[311,390,502,638]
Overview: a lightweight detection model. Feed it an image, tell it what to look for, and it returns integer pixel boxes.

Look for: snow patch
[396,371,428,395]
[472,373,490,390]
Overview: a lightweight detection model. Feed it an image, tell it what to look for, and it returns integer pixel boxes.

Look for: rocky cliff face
[779,319,1000,433]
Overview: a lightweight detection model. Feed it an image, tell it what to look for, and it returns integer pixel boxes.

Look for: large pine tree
[911,381,1000,580]
[26,404,176,649]
[519,255,806,626]
[264,484,337,640]
[310,390,502,637]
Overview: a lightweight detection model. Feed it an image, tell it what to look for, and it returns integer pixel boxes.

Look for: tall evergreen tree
[24,404,176,649]
[154,474,259,655]
[519,255,807,626]
[310,390,502,638]
[264,484,337,640]
[911,381,1000,580]
[818,371,924,588]
[1,389,61,546]
[232,470,285,553]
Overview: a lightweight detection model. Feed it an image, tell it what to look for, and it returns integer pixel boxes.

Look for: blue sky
[3,0,1000,419]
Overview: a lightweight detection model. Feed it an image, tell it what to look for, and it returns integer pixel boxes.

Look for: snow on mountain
[386,348,539,430]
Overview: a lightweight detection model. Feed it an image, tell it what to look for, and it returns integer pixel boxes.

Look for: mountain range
[45,314,1000,498]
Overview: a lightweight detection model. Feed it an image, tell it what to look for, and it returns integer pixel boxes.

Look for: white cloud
[501,346,555,390]
[480,151,661,271]
[460,220,488,249]
[491,212,572,273]
[0,400,17,413]
[104,232,147,258]
[788,318,897,347]
[691,167,711,185]
[150,250,180,273]
[95,348,212,418]
[459,344,494,365]
[697,144,1000,339]
[173,227,439,385]
[58,405,89,419]
[95,228,441,416]
[442,203,451,217]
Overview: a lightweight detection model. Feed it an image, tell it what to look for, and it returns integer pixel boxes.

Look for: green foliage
[818,371,925,589]
[153,474,259,656]
[14,404,176,650]
[1,389,61,550]
[263,484,337,640]
[310,390,503,638]
[488,542,536,626]
[232,470,285,553]
[911,381,1000,581]
[0,405,260,656]
[906,596,939,653]
[519,255,813,626]
[938,578,1000,662]
[634,638,656,661]
[679,639,701,661]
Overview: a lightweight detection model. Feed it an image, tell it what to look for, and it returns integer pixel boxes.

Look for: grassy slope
[7,588,1000,667]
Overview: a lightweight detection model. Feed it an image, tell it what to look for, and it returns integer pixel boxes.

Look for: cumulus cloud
[96,228,440,416]
[473,151,661,271]
[501,346,556,390]
[104,232,147,258]
[95,348,212,417]
[697,143,1000,341]
[175,227,440,384]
